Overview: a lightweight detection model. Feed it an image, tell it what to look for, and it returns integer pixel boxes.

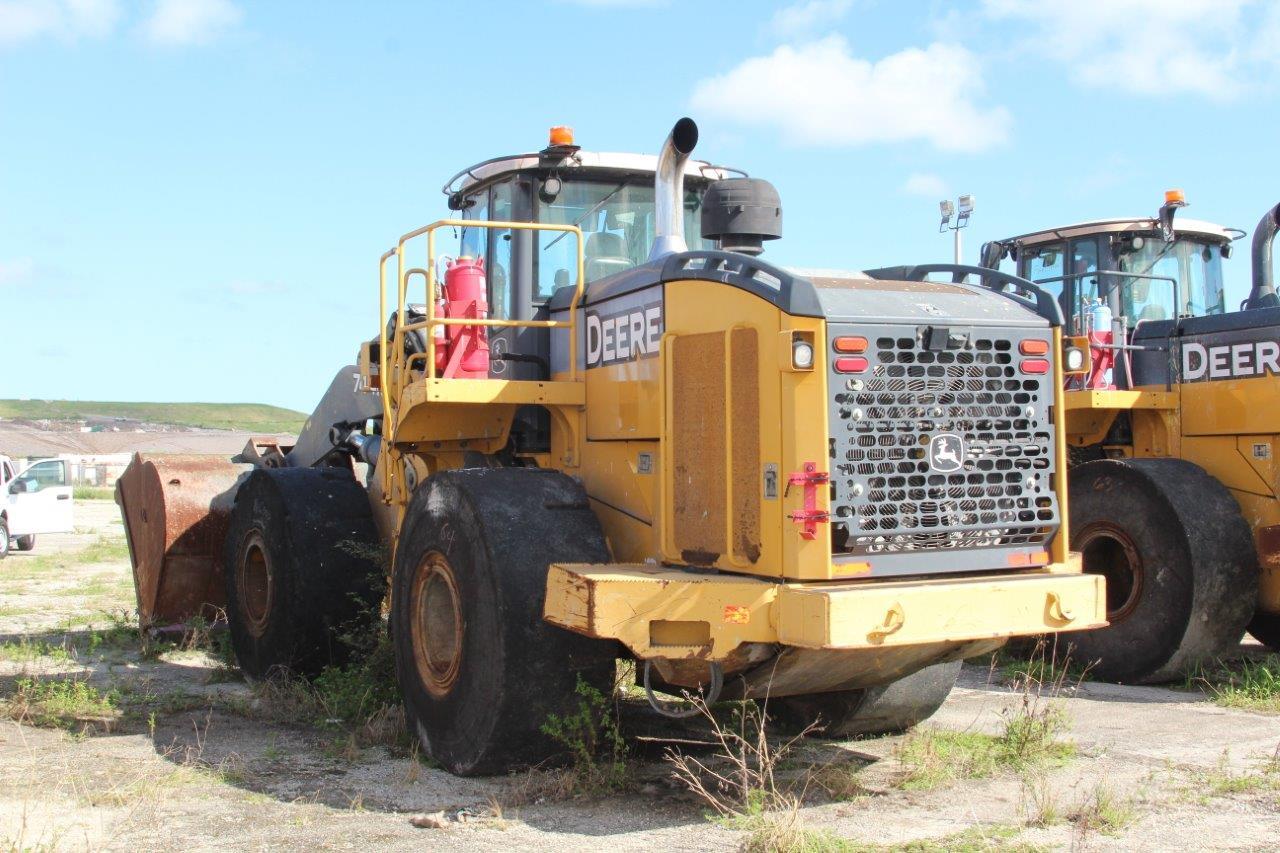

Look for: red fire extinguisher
[441,256,490,379]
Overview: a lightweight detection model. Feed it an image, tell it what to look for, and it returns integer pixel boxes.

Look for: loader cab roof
[446,150,742,199]
[1004,217,1236,248]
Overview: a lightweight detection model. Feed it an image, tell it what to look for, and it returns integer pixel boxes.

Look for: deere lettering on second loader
[117,118,1105,776]
[977,192,1280,683]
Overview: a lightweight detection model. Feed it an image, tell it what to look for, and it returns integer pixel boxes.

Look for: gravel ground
[2,501,1279,851]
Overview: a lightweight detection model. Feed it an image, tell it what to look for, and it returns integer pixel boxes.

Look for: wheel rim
[236,532,273,638]
[410,551,464,697]
[1077,522,1145,622]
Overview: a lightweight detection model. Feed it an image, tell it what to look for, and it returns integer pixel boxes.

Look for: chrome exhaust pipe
[1247,202,1280,309]
[647,117,699,261]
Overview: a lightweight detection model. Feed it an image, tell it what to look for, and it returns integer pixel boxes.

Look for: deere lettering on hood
[585,301,663,369]
[1181,333,1280,382]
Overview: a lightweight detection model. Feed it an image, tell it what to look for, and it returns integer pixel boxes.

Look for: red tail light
[834,356,869,373]
[1019,339,1049,355]
[1020,358,1050,374]
[833,336,868,353]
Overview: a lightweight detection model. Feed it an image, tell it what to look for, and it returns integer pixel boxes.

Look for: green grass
[73,486,115,501]
[1,676,121,731]
[895,718,1076,791]
[1184,655,1280,713]
[0,399,305,433]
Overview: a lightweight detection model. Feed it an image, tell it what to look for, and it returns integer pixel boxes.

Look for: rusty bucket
[115,454,249,628]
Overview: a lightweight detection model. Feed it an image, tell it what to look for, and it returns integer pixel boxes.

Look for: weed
[73,486,115,501]
[541,674,629,795]
[665,693,816,820]
[1066,783,1136,836]
[1185,655,1280,713]
[1020,773,1063,826]
[2,676,120,732]
[808,760,873,801]
[0,637,74,664]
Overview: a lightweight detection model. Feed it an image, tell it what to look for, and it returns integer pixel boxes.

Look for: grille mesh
[827,325,1060,557]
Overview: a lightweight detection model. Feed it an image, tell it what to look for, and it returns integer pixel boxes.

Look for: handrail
[863,263,1064,326]
[378,217,585,424]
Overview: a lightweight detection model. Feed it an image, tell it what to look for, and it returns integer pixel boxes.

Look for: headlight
[1064,346,1086,372]
[792,340,815,370]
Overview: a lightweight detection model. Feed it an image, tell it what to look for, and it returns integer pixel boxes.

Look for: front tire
[391,468,615,776]
[0,518,9,560]
[14,534,34,552]
[1064,459,1256,683]
[223,468,384,679]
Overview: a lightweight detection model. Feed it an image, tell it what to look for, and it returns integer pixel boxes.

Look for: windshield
[1115,237,1226,321]
[535,178,711,295]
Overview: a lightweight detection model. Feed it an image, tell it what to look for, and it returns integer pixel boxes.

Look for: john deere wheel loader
[979,192,1280,683]
[117,118,1105,776]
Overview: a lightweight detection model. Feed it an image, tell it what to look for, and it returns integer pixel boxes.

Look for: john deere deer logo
[929,434,965,473]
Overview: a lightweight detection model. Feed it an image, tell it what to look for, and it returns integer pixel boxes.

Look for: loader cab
[443,136,733,453]
[1001,220,1233,336]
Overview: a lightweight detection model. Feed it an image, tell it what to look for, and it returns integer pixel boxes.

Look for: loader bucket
[115,454,250,628]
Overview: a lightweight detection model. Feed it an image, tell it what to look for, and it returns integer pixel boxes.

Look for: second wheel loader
[980,192,1280,682]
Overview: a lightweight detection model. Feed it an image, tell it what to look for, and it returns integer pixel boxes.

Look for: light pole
[939,195,975,264]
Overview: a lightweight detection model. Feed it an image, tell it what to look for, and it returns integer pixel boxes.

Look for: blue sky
[3,0,1278,412]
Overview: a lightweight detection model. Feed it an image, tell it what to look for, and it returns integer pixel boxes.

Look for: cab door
[6,459,74,535]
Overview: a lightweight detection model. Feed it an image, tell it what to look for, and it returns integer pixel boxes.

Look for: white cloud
[690,36,1010,153]
[0,0,118,45]
[902,173,947,197]
[768,0,852,39]
[0,257,34,287]
[142,0,240,45]
[982,0,1274,98]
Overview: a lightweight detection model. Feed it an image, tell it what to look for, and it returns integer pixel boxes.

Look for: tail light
[1020,359,1050,375]
[834,356,869,373]
[833,336,868,353]
[1019,339,1049,355]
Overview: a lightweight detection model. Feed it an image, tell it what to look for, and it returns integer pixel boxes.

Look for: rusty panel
[730,327,761,563]
[672,332,726,562]
[116,454,248,627]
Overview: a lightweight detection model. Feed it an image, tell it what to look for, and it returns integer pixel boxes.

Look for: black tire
[1064,459,1256,684]
[0,517,9,560]
[14,534,35,552]
[762,661,961,739]
[223,467,384,679]
[1248,611,1280,650]
[391,468,616,776]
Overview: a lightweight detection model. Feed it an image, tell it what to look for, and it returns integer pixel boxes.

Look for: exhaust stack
[647,117,699,261]
[1247,202,1280,309]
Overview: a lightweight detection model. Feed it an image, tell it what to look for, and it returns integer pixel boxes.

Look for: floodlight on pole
[939,194,975,264]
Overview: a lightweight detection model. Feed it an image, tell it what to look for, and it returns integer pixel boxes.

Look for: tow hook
[786,462,830,540]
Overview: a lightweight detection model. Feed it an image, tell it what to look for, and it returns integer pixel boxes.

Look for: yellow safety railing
[378,219,586,434]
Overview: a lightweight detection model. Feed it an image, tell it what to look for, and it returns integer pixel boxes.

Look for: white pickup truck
[0,455,74,558]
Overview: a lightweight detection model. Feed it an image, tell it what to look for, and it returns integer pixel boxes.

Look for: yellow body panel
[545,559,1104,661]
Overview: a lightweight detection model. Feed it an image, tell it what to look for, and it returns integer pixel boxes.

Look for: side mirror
[10,479,28,494]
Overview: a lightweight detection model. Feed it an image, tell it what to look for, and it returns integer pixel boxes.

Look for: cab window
[13,459,66,493]
[1116,237,1226,321]
[1020,242,1066,310]
[535,179,710,297]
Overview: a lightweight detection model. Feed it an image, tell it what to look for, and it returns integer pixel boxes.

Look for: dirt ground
[3,502,1280,851]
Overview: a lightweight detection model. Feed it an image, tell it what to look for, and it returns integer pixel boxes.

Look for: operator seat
[584,231,632,283]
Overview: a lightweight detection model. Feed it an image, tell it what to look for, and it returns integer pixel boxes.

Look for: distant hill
[0,400,307,434]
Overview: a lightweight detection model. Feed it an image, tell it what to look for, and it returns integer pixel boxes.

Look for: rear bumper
[544,557,1106,660]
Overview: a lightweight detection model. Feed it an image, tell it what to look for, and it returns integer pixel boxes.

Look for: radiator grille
[827,325,1060,557]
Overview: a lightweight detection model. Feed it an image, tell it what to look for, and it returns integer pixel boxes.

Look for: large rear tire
[762,661,961,739]
[391,468,616,776]
[223,468,384,679]
[1064,459,1256,684]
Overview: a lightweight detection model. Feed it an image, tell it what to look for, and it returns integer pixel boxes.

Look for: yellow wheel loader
[117,119,1105,775]
[980,192,1280,682]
